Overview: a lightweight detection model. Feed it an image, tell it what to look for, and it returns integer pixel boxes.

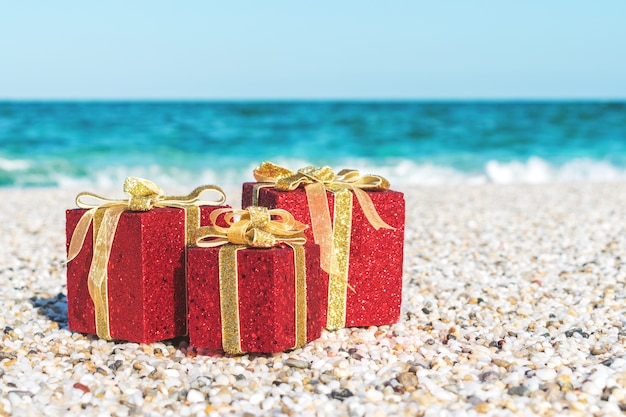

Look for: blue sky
[1,1,625,100]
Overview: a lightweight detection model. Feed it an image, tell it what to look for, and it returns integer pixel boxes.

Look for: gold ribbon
[252,161,395,330]
[66,177,227,340]
[193,207,308,354]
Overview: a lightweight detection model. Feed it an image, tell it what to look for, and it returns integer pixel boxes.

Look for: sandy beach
[0,184,625,417]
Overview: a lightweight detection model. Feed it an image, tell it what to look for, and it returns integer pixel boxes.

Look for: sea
[1,101,625,189]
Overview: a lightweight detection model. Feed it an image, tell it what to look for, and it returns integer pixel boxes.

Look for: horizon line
[1,97,625,103]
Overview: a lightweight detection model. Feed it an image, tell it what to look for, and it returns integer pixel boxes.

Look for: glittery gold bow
[66,177,227,341]
[252,161,395,330]
[193,206,308,354]
[193,206,307,248]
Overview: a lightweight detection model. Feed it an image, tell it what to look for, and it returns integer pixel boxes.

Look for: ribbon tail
[286,243,307,349]
[160,184,227,208]
[304,182,333,273]
[87,206,125,340]
[67,208,96,263]
[250,183,278,208]
[351,187,396,231]
[194,227,231,248]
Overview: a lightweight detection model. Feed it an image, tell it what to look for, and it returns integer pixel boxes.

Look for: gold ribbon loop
[160,184,227,208]
[336,169,391,190]
[194,207,308,248]
[67,176,227,340]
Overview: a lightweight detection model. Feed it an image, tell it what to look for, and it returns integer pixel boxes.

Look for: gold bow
[193,206,308,354]
[67,177,227,340]
[194,206,307,248]
[254,162,390,193]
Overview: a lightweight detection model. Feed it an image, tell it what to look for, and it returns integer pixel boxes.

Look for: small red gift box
[242,162,405,330]
[66,177,228,343]
[187,206,327,354]
[187,243,326,353]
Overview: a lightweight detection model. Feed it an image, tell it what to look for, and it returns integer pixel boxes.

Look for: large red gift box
[66,178,228,343]
[187,242,327,354]
[242,164,405,330]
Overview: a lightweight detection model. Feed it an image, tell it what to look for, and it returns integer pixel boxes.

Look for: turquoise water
[1,101,626,188]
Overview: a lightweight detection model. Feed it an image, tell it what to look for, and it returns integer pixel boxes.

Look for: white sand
[0,184,625,416]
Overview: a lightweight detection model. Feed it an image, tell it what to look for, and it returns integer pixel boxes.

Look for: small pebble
[248,392,264,406]
[186,389,204,403]
[8,390,34,397]
[109,360,123,371]
[479,371,499,382]
[601,358,614,367]
[366,389,384,402]
[284,358,309,369]
[535,368,557,381]
[508,385,530,396]
[214,374,229,386]
[320,372,336,384]
[590,346,607,355]
[73,383,90,393]
[396,372,419,389]
[330,388,354,401]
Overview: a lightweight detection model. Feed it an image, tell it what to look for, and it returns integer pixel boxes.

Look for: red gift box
[66,178,228,343]
[187,242,327,354]
[242,163,405,330]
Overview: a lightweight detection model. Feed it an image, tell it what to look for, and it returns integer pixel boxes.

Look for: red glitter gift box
[187,206,327,354]
[66,178,228,344]
[242,162,405,330]
[187,243,327,354]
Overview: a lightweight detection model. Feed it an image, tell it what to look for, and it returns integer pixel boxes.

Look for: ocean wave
[287,157,626,187]
[483,157,626,184]
[0,157,31,171]
[2,156,626,189]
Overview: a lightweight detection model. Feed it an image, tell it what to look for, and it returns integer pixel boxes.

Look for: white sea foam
[333,159,488,186]
[484,157,626,184]
[3,156,626,189]
[305,157,626,188]
[0,157,30,171]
